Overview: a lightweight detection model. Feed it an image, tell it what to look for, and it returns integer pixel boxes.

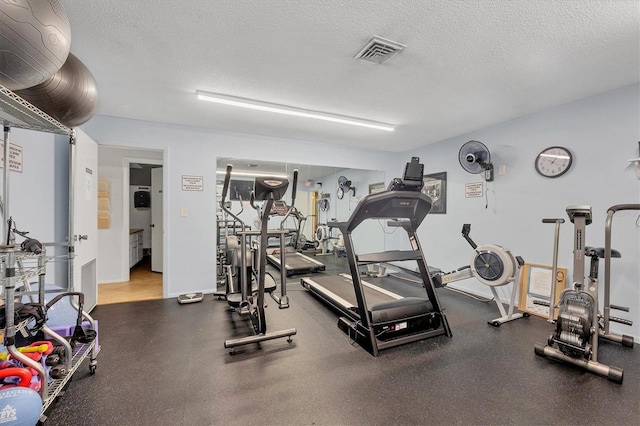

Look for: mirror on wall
[215,157,385,254]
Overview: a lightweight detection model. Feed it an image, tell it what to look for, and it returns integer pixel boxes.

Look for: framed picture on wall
[422,172,447,214]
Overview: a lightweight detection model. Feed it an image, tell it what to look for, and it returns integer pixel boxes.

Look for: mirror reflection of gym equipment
[265,170,326,276]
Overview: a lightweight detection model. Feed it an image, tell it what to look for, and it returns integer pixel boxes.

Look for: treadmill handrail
[356,249,422,265]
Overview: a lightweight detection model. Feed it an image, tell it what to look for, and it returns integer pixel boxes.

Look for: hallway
[97,256,162,305]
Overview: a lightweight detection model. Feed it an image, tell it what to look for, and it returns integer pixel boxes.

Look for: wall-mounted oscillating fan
[337,176,356,200]
[459,140,494,181]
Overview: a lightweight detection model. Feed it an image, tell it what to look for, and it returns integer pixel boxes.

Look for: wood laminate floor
[97,257,162,305]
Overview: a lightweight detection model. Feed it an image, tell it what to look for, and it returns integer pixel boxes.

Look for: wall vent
[353,36,406,64]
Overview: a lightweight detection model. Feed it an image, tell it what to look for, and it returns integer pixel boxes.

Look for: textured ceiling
[58,0,639,152]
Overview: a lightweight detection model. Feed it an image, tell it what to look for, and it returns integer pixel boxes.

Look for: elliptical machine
[221,169,297,354]
[214,165,265,309]
[534,205,634,383]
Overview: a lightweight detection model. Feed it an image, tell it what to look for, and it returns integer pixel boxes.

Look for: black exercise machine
[222,167,297,353]
[214,165,290,310]
[301,157,451,356]
[534,204,637,383]
[266,170,325,276]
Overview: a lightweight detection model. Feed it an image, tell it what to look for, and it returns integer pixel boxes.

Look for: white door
[72,129,98,311]
[151,167,163,272]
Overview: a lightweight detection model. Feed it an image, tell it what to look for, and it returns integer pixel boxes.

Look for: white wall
[79,84,639,339]
[80,119,401,298]
[409,84,640,339]
[1,129,69,288]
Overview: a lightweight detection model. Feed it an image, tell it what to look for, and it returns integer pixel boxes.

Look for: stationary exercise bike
[534,205,637,383]
[431,224,528,326]
[223,172,297,353]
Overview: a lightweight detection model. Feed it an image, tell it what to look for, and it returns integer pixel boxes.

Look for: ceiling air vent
[353,36,406,64]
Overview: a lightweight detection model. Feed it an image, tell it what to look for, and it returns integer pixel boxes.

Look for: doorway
[97,150,164,304]
[97,257,162,304]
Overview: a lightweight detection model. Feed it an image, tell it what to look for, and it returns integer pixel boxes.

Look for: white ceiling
[59,0,639,152]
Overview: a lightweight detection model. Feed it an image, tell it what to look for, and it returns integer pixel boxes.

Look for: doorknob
[150,224,155,228]
[78,234,88,241]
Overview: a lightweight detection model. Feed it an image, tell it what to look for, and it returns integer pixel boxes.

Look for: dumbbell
[49,365,68,380]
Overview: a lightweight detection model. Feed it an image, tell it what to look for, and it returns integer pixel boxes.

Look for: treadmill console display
[387,157,424,192]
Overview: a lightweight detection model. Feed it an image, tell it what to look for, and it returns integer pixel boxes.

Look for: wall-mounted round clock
[535,146,573,178]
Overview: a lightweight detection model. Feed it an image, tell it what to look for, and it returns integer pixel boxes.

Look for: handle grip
[291,170,298,207]
[542,218,565,224]
[18,344,50,354]
[220,164,233,205]
[607,204,640,213]
[0,367,32,388]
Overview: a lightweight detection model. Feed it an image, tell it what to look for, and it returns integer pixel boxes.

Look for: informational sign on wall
[0,142,23,172]
[182,175,203,191]
[465,182,483,198]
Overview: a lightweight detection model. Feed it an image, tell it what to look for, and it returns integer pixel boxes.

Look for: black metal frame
[327,189,452,356]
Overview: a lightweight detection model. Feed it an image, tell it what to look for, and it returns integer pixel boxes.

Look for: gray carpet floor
[44,259,639,425]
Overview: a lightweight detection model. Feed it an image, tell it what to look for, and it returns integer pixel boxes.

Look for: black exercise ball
[15,52,98,127]
[0,0,71,90]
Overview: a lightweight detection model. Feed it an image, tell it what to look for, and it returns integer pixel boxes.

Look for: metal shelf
[0,85,97,421]
[0,85,71,135]
[41,341,100,415]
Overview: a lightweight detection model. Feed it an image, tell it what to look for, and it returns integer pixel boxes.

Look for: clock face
[535,146,573,178]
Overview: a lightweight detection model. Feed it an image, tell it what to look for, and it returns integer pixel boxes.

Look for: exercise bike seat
[585,246,621,259]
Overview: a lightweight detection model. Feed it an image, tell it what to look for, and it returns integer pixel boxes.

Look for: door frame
[150,166,163,273]
[122,156,163,283]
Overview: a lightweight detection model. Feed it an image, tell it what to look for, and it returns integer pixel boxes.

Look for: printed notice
[0,142,23,172]
[518,264,567,320]
[182,175,204,191]
[85,167,93,200]
[465,182,483,198]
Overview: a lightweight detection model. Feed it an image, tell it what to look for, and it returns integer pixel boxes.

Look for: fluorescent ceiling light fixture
[216,170,289,179]
[197,91,394,132]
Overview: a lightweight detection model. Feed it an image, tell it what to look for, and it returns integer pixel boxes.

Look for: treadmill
[266,170,325,277]
[301,157,452,356]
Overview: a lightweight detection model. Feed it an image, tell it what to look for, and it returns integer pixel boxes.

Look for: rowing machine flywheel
[551,291,594,359]
[470,244,517,287]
